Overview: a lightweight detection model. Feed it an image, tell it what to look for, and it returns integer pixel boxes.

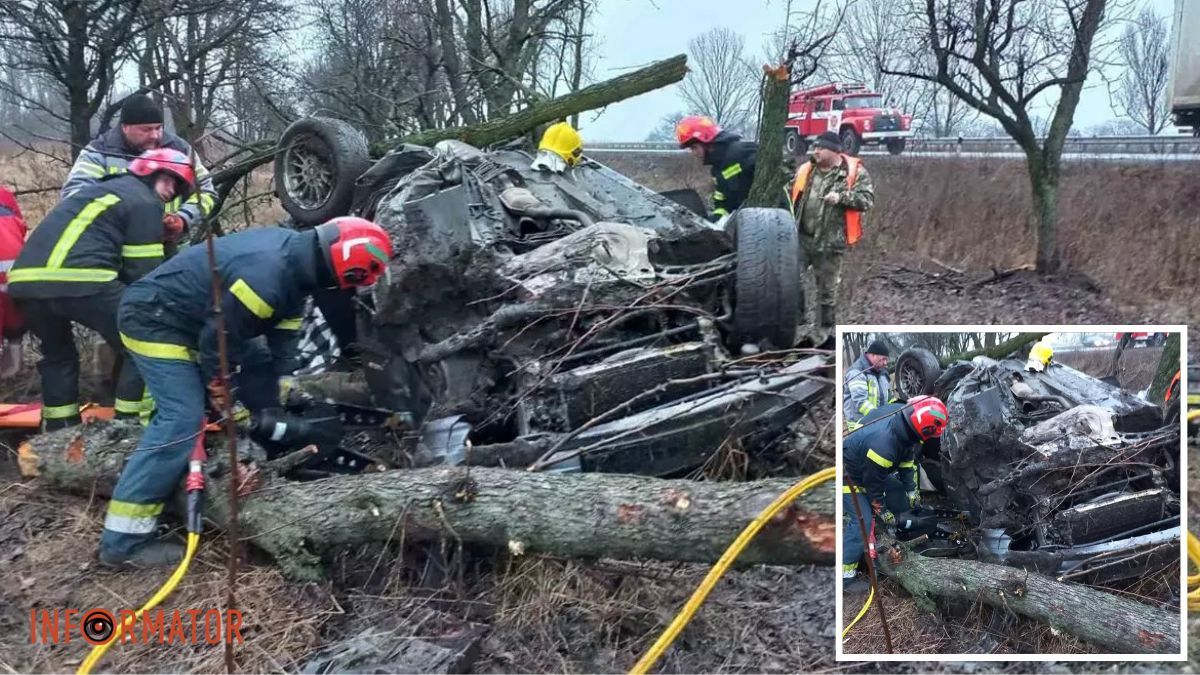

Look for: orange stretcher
[0,403,115,429]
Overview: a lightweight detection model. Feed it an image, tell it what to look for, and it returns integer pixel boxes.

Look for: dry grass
[1054,345,1164,392]
[603,153,1198,327]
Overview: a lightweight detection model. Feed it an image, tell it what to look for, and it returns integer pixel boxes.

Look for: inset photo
[835,327,1186,660]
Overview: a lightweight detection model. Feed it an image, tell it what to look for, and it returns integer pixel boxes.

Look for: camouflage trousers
[802,242,843,327]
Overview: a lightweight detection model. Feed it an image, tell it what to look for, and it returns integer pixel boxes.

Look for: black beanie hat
[120,94,163,125]
[813,130,842,152]
[866,339,889,357]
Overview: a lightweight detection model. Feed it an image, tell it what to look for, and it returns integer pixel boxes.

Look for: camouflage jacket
[791,156,875,252]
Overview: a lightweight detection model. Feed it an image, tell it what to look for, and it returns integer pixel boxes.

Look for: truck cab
[1169,0,1200,135]
[784,82,913,156]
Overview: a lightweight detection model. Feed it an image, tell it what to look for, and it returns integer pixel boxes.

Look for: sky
[580,0,1178,141]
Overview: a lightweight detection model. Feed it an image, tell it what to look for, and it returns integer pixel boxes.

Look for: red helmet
[906,395,949,440]
[675,115,721,147]
[316,217,393,289]
[128,148,196,198]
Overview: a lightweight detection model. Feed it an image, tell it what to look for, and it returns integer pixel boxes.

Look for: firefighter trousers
[17,285,146,429]
[841,476,909,578]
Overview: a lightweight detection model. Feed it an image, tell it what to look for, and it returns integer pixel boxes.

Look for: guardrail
[587,135,1200,155]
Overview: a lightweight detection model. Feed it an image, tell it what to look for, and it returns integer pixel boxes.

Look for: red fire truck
[784,82,913,156]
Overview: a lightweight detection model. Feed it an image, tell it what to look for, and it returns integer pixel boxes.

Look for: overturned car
[896,348,1180,584]
[272,117,826,477]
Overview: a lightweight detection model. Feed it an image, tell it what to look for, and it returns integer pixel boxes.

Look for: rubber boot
[843,575,871,594]
[43,416,82,432]
[99,540,185,568]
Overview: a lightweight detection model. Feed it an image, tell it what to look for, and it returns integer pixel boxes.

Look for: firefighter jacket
[117,227,321,380]
[705,131,757,220]
[0,187,28,338]
[62,126,216,229]
[843,352,891,431]
[7,175,166,300]
[788,155,874,252]
[842,402,920,506]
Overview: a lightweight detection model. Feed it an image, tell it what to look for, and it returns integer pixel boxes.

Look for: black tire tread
[734,208,803,349]
[275,117,372,227]
[895,347,941,399]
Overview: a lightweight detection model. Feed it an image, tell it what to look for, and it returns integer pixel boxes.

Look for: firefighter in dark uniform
[7,149,195,429]
[675,115,757,221]
[841,395,948,592]
[99,217,393,567]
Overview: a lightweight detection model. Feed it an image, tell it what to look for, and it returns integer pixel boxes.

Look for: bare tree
[0,0,224,157]
[644,111,686,142]
[679,27,759,134]
[130,0,292,145]
[1110,5,1171,134]
[885,0,1122,274]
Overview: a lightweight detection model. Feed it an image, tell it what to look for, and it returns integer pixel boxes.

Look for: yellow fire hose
[77,532,201,675]
[1187,531,1200,612]
[841,583,875,639]
[629,466,835,675]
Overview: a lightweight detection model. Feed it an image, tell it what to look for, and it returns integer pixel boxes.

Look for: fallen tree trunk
[207,55,689,224]
[876,542,1180,654]
[938,331,1048,367]
[369,54,689,155]
[20,424,834,581]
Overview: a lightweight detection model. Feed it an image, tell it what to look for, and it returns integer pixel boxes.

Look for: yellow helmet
[1026,341,1053,372]
[538,122,583,166]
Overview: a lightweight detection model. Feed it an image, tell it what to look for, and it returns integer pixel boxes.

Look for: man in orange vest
[787,131,875,329]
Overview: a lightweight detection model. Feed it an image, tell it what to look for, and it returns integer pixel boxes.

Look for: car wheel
[886,138,906,155]
[733,208,803,349]
[840,127,862,156]
[894,347,941,400]
[275,117,372,227]
[784,129,807,156]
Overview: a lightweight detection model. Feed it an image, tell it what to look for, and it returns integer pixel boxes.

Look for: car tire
[886,138,906,155]
[275,117,372,227]
[784,129,807,156]
[840,127,862,156]
[894,347,941,400]
[733,208,803,349]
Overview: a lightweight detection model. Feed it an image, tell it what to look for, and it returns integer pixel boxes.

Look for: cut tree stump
[19,423,835,581]
[876,542,1180,654]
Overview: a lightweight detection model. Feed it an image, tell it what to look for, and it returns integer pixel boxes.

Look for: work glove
[207,377,229,412]
[163,214,186,243]
[823,191,841,205]
[877,508,895,526]
[907,490,921,509]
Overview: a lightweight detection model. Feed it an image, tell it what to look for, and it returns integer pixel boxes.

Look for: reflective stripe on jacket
[118,227,323,380]
[8,175,165,299]
[843,353,890,430]
[62,127,216,227]
[842,402,920,504]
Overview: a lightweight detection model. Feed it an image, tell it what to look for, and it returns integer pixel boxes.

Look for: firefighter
[531,121,584,173]
[675,115,757,221]
[787,131,875,329]
[7,149,195,429]
[842,395,948,593]
[843,340,891,432]
[62,93,216,245]
[99,218,393,567]
[0,186,28,379]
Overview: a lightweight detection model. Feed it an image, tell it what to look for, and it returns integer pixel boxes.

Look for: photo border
[834,323,1189,662]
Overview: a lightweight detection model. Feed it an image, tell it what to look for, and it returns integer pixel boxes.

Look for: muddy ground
[0,152,1193,672]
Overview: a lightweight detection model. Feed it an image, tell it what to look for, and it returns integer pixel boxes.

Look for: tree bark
[1147,333,1181,403]
[745,65,789,208]
[938,332,1048,367]
[876,544,1179,654]
[368,54,688,155]
[20,424,835,581]
[1030,165,1062,274]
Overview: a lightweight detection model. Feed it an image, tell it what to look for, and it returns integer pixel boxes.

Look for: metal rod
[204,215,240,673]
[844,474,893,654]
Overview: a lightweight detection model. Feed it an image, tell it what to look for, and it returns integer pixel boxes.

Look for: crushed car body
[271,120,821,477]
[909,351,1180,584]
